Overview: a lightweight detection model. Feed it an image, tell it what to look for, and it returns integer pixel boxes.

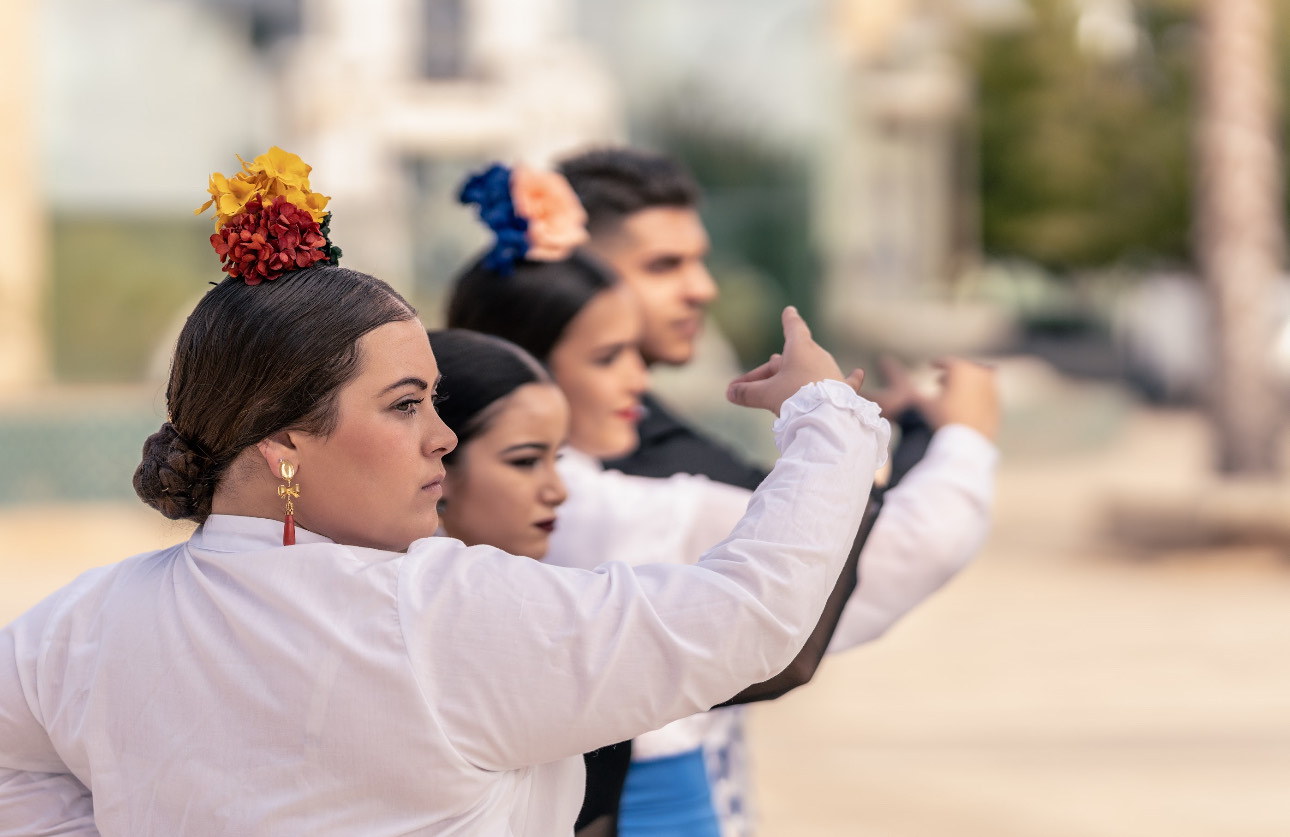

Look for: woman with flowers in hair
[447,160,996,837]
[448,163,888,837]
[0,149,887,836]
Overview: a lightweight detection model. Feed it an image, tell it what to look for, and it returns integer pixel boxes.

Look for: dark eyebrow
[380,376,432,396]
[501,442,551,455]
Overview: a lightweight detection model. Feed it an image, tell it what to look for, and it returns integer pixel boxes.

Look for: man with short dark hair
[559,148,763,488]
[559,147,1001,836]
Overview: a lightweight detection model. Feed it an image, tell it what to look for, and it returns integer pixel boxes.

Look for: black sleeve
[715,490,883,706]
[887,407,934,489]
[574,740,633,837]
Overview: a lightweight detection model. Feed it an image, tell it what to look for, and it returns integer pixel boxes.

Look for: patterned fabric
[702,708,755,837]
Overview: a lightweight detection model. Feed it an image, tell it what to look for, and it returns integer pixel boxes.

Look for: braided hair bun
[133,423,217,521]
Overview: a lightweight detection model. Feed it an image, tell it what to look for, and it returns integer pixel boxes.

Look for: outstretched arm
[407,309,891,771]
[718,491,882,705]
[829,358,1000,652]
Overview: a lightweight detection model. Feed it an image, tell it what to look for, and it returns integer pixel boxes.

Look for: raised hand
[923,357,1000,440]
[726,307,862,416]
[866,355,921,418]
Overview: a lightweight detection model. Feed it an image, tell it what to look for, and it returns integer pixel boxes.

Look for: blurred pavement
[752,407,1290,836]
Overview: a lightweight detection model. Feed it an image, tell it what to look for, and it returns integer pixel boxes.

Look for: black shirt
[603,393,768,490]
[605,392,932,490]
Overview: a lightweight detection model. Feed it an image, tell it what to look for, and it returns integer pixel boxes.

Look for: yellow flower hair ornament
[196,147,342,285]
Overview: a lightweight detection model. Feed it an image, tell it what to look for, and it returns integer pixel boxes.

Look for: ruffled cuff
[772,379,891,465]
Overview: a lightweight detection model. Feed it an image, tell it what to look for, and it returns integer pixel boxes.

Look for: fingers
[728,354,782,388]
[924,356,1001,439]
[727,353,789,411]
[879,354,913,390]
[727,378,771,410]
[780,306,812,351]
[843,368,865,394]
[931,356,997,392]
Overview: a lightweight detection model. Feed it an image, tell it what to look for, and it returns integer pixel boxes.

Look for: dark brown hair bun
[133,422,215,521]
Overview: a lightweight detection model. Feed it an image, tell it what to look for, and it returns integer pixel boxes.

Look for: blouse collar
[189,514,333,553]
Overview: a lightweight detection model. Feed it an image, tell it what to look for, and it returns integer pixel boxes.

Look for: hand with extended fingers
[868,354,1000,441]
[726,307,866,416]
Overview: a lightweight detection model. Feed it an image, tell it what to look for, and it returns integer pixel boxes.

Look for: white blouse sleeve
[0,592,99,836]
[544,455,754,573]
[0,770,97,837]
[828,423,998,652]
[399,381,889,772]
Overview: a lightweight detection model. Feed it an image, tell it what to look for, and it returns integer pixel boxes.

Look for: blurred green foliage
[50,216,213,381]
[971,0,1194,269]
[969,0,1290,271]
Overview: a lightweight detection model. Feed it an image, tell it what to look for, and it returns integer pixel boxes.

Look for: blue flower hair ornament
[458,164,528,275]
[458,162,589,276]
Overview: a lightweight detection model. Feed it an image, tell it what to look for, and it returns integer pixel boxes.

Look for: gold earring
[277,460,299,546]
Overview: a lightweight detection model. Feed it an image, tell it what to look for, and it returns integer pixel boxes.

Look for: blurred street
[752,406,1290,836]
[5,405,1289,836]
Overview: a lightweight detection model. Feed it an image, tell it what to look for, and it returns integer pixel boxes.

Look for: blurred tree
[970,0,1286,473]
[1197,0,1283,476]
[969,0,1198,270]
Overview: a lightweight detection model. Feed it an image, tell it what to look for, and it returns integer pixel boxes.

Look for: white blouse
[545,419,998,763]
[0,381,887,837]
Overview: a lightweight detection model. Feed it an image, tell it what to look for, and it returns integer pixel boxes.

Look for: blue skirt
[618,748,722,837]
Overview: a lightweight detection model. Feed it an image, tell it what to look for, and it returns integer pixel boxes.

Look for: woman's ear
[256,431,302,479]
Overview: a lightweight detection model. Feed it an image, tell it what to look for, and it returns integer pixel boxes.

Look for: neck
[210,449,284,523]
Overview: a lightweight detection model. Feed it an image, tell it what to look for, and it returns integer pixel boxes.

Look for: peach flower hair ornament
[196,146,342,285]
[458,163,589,275]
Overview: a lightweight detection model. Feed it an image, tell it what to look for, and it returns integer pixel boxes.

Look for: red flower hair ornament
[197,147,342,284]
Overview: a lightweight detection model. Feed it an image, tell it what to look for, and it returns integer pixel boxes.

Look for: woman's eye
[393,398,424,414]
[431,392,447,406]
[593,350,620,367]
[507,457,540,469]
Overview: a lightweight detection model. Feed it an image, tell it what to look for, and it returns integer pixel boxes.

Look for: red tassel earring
[277,460,299,546]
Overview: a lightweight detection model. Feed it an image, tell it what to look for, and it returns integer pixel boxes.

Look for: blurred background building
[13,0,1287,375]
[5,0,1290,497]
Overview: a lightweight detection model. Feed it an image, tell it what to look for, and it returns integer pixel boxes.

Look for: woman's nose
[543,471,568,507]
[628,350,650,395]
[425,411,457,457]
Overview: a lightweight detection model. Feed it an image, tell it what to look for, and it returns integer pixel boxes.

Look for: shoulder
[10,548,173,634]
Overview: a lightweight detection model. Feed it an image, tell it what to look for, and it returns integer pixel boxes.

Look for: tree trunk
[1197,0,1284,476]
